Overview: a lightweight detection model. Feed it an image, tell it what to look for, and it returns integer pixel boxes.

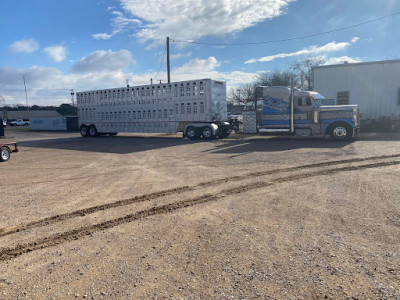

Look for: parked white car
[9,119,29,126]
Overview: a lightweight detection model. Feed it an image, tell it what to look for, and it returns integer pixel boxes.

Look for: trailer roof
[77,78,223,94]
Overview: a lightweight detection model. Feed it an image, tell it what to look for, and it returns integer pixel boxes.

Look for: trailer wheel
[329,123,352,140]
[186,126,200,140]
[201,126,214,140]
[80,125,89,137]
[89,125,99,137]
[0,146,10,162]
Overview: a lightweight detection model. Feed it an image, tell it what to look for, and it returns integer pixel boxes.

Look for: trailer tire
[89,125,99,137]
[186,126,200,140]
[329,123,352,140]
[0,146,10,162]
[201,126,214,140]
[80,125,89,137]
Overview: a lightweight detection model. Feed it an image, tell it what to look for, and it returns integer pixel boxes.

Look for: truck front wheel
[329,123,352,140]
[0,146,10,162]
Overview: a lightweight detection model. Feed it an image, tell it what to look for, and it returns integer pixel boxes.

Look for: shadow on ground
[202,136,352,155]
[15,133,361,155]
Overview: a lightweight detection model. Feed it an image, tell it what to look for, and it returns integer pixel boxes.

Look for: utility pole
[290,75,295,134]
[23,74,30,121]
[166,37,170,83]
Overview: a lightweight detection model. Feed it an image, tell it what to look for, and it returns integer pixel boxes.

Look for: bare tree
[228,83,256,105]
[256,70,297,87]
[290,57,325,90]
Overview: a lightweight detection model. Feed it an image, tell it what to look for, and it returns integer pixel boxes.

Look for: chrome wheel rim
[81,127,87,136]
[333,126,347,139]
[90,127,96,136]
[1,149,9,161]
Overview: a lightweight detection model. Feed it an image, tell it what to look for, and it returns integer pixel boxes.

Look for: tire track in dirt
[0,159,399,261]
[1,153,399,238]
[0,186,193,237]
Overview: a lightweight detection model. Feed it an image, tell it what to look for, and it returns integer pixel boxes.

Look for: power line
[172,10,400,46]
[154,45,166,81]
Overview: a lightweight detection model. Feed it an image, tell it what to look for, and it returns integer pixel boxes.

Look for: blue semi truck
[242,86,360,140]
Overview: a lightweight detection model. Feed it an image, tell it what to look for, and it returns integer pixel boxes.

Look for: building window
[337,91,349,105]
[305,97,312,106]
[297,98,302,106]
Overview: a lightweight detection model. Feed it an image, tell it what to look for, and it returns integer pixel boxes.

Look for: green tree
[57,104,77,116]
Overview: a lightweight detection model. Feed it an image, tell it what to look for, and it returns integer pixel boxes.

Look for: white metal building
[313,59,400,120]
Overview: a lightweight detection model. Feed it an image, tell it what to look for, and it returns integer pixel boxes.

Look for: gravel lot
[1,129,399,299]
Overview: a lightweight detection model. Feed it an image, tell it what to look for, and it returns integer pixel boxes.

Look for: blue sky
[1,0,399,106]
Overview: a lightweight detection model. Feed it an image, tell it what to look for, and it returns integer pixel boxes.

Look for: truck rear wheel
[0,146,10,162]
[80,125,89,137]
[186,126,200,140]
[201,126,214,139]
[329,123,352,140]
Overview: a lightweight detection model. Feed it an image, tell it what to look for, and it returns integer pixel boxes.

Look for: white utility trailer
[77,79,231,139]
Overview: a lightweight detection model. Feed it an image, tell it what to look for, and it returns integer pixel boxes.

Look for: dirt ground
[0,129,399,299]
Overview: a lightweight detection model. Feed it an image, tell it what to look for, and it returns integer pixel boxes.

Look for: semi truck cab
[243,86,360,140]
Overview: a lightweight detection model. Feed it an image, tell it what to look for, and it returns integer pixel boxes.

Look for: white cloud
[245,37,359,64]
[324,56,362,65]
[174,57,221,73]
[44,45,67,62]
[9,39,39,54]
[0,56,258,106]
[71,49,134,73]
[92,33,113,40]
[119,0,295,43]
[92,10,142,40]
[170,52,192,60]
